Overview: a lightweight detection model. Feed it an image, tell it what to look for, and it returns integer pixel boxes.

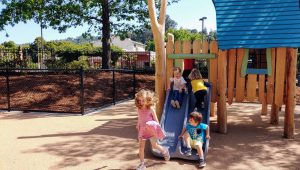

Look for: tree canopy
[1,40,17,49]
[0,0,180,68]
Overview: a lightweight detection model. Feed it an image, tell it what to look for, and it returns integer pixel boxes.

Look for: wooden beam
[270,104,280,125]
[241,49,249,77]
[174,41,184,70]
[168,53,215,59]
[209,41,218,102]
[284,48,297,139]
[259,75,265,103]
[274,48,287,106]
[246,74,257,102]
[166,34,174,90]
[267,48,272,76]
[261,94,268,115]
[217,50,228,134]
[193,40,201,54]
[236,49,246,102]
[202,40,209,53]
[227,49,236,105]
[182,40,191,55]
[267,48,276,104]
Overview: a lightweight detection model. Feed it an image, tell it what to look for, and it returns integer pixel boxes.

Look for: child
[179,111,210,168]
[135,89,170,170]
[168,67,187,109]
[188,68,207,109]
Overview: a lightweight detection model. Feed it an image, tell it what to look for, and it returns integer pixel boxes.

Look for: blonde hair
[135,89,158,109]
[188,68,203,80]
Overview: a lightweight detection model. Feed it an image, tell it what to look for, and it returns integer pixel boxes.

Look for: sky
[0,0,216,44]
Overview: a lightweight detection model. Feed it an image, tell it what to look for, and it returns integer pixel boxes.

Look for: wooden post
[209,41,218,103]
[274,48,286,106]
[147,0,167,119]
[259,75,267,115]
[236,49,245,102]
[202,40,209,53]
[174,41,184,70]
[284,48,297,138]
[209,41,218,117]
[193,40,201,54]
[183,40,191,56]
[246,74,257,102]
[166,34,174,90]
[270,104,280,125]
[267,48,276,104]
[227,49,236,105]
[258,75,265,103]
[261,94,268,115]
[217,50,228,134]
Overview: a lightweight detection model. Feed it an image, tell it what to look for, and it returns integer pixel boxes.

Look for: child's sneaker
[185,148,192,156]
[171,100,176,108]
[162,149,170,161]
[136,162,146,170]
[175,100,180,109]
[199,159,206,168]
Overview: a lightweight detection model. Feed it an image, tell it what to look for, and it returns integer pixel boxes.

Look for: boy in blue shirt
[179,111,210,167]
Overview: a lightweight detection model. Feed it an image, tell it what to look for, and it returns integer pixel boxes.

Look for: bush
[44,59,68,69]
[67,60,89,70]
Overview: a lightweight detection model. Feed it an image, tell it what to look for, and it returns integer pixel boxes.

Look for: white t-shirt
[170,76,186,90]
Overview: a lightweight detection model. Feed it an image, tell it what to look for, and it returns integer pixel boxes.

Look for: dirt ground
[0,71,154,113]
[0,101,299,170]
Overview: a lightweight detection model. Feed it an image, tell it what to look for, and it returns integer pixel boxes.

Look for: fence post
[133,69,136,98]
[80,67,84,115]
[5,68,10,112]
[112,69,116,105]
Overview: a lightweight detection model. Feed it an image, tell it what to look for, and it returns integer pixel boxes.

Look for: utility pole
[199,16,207,46]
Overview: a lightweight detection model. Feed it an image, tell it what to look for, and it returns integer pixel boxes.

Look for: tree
[147,0,168,117]
[2,41,17,49]
[165,14,178,31]
[30,37,46,52]
[166,28,202,41]
[208,30,217,40]
[131,14,178,44]
[1,1,182,68]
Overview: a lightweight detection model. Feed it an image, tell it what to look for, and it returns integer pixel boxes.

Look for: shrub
[67,60,89,70]
[44,59,68,69]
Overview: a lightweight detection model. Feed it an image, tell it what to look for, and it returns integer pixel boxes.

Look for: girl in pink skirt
[135,89,170,170]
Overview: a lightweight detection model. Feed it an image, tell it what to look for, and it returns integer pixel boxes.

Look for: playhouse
[147,0,299,139]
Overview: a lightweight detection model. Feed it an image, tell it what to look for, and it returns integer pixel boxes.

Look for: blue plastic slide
[152,83,211,161]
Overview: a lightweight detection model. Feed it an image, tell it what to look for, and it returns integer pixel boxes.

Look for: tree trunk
[147,0,167,119]
[101,0,111,69]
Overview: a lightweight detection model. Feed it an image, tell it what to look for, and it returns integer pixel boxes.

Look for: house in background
[92,36,155,69]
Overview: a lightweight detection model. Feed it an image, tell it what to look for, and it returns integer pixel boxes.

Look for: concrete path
[0,101,299,170]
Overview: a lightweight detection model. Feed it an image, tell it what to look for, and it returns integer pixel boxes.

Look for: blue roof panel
[214,0,300,49]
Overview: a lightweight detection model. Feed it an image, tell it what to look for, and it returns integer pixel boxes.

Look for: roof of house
[214,0,300,49]
[93,36,146,51]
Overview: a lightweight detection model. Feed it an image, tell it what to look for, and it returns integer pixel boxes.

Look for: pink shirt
[138,108,154,126]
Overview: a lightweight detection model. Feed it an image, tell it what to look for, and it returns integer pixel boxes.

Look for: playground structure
[152,82,212,161]
[146,0,299,139]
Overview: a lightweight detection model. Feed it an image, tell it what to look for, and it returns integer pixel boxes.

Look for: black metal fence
[0,68,155,114]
